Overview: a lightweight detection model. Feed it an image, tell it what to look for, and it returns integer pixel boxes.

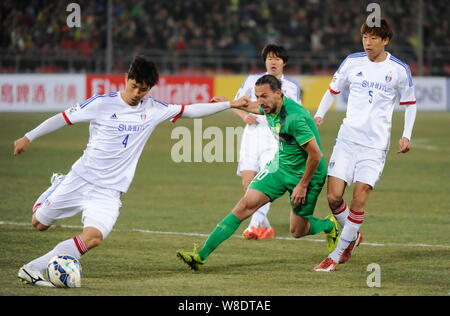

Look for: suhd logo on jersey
[361,80,388,92]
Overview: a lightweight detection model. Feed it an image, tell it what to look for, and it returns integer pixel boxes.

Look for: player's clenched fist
[230,97,251,109]
[13,136,31,156]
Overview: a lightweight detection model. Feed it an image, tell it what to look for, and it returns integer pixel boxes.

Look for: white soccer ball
[47,254,82,288]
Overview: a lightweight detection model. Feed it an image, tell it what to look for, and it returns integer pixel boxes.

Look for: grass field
[0,111,449,296]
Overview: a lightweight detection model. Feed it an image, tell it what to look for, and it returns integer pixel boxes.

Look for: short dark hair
[127,55,159,87]
[360,18,394,41]
[262,44,289,64]
[255,74,282,92]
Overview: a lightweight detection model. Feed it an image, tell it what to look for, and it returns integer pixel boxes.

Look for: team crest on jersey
[69,105,78,113]
[329,161,335,169]
[385,71,393,83]
[140,114,147,121]
[275,123,281,134]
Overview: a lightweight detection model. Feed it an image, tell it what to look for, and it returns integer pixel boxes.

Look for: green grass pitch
[0,111,449,296]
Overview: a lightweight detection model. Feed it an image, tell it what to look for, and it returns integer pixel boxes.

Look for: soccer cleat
[50,173,65,185]
[325,215,340,253]
[176,244,205,271]
[313,257,338,272]
[18,265,55,287]
[339,231,363,264]
[242,226,259,240]
[257,227,275,240]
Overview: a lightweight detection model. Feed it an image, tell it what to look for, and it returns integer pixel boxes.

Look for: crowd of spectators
[1,0,449,75]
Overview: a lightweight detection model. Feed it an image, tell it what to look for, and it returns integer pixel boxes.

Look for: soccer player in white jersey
[13,56,250,287]
[313,19,417,271]
[233,44,301,240]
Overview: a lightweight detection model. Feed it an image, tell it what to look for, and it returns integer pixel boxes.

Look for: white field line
[1,220,450,249]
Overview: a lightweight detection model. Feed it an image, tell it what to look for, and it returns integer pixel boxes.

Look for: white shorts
[327,139,387,188]
[237,123,278,176]
[34,170,122,238]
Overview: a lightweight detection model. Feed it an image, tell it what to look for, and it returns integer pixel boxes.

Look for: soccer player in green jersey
[177,75,339,271]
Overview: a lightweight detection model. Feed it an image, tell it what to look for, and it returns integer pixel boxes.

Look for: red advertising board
[86,75,214,105]
[0,74,86,112]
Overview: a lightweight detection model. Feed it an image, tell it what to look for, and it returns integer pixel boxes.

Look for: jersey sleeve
[397,65,416,106]
[289,115,315,146]
[235,75,253,100]
[329,57,351,95]
[63,95,101,125]
[167,104,185,123]
[284,78,302,103]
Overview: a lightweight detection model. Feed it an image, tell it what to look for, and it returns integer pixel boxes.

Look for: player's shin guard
[26,236,88,271]
[198,213,241,261]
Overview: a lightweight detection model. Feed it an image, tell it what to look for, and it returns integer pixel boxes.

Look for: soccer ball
[47,255,82,288]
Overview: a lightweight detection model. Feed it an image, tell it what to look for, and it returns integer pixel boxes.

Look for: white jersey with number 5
[62,92,184,193]
[329,52,416,150]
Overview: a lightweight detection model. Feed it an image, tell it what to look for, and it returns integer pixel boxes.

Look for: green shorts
[248,167,325,217]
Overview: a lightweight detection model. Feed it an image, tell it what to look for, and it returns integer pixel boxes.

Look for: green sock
[198,213,242,261]
[305,216,334,236]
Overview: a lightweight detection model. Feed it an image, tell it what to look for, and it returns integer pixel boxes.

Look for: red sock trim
[73,236,88,255]
[32,203,42,214]
[332,201,348,215]
[347,209,365,224]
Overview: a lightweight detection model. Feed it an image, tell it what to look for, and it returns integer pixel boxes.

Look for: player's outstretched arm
[209,96,259,114]
[314,89,336,127]
[13,113,68,156]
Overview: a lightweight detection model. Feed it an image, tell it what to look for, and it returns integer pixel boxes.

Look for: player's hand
[210,96,229,103]
[314,117,324,127]
[244,114,258,125]
[230,97,250,109]
[291,183,307,207]
[397,137,410,154]
[14,136,31,156]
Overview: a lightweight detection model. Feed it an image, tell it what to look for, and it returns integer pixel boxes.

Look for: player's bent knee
[290,230,305,239]
[327,193,343,209]
[32,218,49,231]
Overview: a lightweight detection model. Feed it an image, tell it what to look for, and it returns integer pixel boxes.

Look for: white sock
[329,209,364,262]
[331,200,349,228]
[27,236,88,271]
[249,203,271,228]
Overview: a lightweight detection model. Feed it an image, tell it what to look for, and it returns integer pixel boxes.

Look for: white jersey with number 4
[329,52,416,150]
[62,92,184,193]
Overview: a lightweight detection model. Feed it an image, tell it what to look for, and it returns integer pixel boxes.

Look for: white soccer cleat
[18,265,55,287]
[50,173,65,185]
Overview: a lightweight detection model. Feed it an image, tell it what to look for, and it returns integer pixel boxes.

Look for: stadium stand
[1,0,449,75]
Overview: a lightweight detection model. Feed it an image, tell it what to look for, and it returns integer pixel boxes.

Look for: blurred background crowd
[1,0,449,75]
